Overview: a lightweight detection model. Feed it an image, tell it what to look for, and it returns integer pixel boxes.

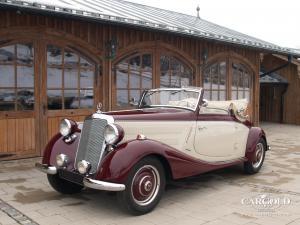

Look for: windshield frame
[138,88,202,112]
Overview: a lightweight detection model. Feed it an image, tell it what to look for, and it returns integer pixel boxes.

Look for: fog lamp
[77,160,91,175]
[56,154,69,167]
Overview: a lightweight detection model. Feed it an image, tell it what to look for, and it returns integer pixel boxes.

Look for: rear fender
[245,127,267,162]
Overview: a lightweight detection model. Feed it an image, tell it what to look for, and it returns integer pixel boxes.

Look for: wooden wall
[261,54,300,125]
[0,9,261,159]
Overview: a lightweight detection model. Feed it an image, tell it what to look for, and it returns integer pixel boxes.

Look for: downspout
[260,54,292,77]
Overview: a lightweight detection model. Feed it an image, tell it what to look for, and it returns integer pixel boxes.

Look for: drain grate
[0,198,39,225]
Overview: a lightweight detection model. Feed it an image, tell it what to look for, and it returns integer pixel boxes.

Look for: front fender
[245,127,267,162]
[95,139,171,183]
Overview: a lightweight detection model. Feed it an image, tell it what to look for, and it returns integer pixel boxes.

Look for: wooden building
[0,0,299,159]
[260,54,300,124]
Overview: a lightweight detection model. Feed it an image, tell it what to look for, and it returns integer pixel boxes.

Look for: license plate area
[58,169,84,186]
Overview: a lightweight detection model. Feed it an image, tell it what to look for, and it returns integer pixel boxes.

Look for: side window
[160,55,193,88]
[0,43,34,111]
[114,53,153,109]
[46,45,96,110]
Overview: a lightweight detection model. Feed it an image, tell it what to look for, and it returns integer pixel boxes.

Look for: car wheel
[244,138,266,174]
[47,174,83,194]
[117,157,166,215]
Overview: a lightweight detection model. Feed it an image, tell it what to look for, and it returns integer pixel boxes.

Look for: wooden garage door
[43,44,98,144]
[0,43,37,159]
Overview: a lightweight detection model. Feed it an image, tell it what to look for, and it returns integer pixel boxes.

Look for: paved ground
[0,123,300,225]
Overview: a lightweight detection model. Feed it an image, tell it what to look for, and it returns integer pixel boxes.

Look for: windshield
[139,89,201,111]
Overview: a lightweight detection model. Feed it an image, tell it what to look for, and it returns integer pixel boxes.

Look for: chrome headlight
[104,124,124,145]
[60,119,71,137]
[56,154,69,167]
[77,160,91,174]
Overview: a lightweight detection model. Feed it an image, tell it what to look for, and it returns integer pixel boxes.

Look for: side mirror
[129,97,138,106]
[201,99,208,107]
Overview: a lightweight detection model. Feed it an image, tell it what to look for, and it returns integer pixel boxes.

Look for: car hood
[104,108,196,121]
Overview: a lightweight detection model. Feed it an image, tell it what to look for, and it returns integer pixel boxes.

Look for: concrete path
[0,123,300,225]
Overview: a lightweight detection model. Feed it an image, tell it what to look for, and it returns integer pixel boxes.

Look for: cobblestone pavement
[0,123,300,225]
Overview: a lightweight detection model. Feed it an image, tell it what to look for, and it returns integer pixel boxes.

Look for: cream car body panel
[194,121,250,162]
[116,120,196,153]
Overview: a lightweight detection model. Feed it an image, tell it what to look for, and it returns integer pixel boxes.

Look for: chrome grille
[75,118,107,174]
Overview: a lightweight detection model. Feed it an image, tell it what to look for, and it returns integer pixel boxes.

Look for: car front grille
[75,117,108,174]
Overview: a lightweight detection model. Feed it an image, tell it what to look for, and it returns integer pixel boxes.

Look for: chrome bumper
[35,163,125,192]
[83,178,125,191]
[35,163,57,175]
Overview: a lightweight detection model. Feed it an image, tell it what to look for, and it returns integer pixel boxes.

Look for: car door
[194,107,237,162]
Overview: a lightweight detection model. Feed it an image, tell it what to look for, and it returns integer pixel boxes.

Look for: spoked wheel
[244,138,266,174]
[117,157,165,215]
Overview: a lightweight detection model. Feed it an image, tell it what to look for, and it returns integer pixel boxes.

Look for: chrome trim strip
[35,163,57,175]
[83,177,125,191]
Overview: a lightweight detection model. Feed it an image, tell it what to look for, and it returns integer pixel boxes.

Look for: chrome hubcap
[131,165,160,206]
[253,142,264,169]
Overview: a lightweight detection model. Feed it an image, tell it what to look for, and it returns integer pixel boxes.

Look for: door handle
[198,126,207,131]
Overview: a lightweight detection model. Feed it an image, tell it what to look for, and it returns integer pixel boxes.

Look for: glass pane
[80,56,93,68]
[17,66,34,88]
[219,91,226,100]
[203,90,210,100]
[160,56,169,71]
[117,60,128,71]
[211,91,219,101]
[182,71,192,87]
[129,70,140,88]
[129,56,141,71]
[232,72,239,90]
[47,90,62,110]
[47,67,62,88]
[64,68,78,89]
[0,45,14,64]
[160,71,170,88]
[116,69,128,88]
[245,91,250,101]
[170,72,181,88]
[238,90,245,99]
[0,65,14,87]
[80,69,94,88]
[142,54,152,71]
[64,89,78,109]
[203,70,211,89]
[239,72,244,88]
[231,90,238,100]
[0,89,15,111]
[219,61,226,89]
[129,90,140,102]
[117,90,128,107]
[47,45,62,66]
[16,89,34,110]
[17,44,34,65]
[171,58,180,70]
[64,50,78,68]
[79,89,93,109]
[141,71,152,89]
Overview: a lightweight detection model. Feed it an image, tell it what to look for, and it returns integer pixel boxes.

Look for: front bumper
[35,163,125,192]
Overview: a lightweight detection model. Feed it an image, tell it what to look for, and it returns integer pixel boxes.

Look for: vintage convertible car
[36,87,269,215]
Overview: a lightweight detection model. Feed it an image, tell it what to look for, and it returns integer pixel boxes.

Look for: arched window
[160,55,193,88]
[114,53,153,108]
[46,45,96,110]
[0,43,34,111]
[203,61,227,100]
[232,63,252,101]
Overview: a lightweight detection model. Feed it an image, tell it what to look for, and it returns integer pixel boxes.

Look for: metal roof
[260,72,289,84]
[0,0,299,57]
